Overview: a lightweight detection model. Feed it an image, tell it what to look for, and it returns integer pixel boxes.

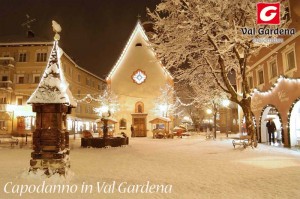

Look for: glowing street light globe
[206,109,212,114]
[159,104,168,112]
[222,99,230,107]
[100,105,109,113]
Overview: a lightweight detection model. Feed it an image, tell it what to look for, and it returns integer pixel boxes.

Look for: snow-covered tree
[178,74,229,138]
[93,88,120,138]
[148,0,289,141]
[194,85,229,138]
[94,88,120,118]
[153,83,180,118]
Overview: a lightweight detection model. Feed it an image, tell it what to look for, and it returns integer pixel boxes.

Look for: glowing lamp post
[222,99,230,137]
[159,104,168,117]
[206,109,212,128]
[222,99,230,107]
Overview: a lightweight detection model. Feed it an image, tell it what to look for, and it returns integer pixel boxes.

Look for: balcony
[0,57,15,68]
[0,81,13,91]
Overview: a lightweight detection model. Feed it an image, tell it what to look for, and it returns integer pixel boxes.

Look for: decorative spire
[27,21,76,107]
[52,20,62,41]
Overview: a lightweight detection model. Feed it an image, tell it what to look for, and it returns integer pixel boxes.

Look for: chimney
[27,30,35,38]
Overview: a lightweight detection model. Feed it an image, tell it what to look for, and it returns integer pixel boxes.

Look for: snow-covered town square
[0,135,300,199]
[1,0,300,199]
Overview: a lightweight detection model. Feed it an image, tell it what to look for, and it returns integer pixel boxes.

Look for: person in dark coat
[266,119,276,144]
[130,125,134,137]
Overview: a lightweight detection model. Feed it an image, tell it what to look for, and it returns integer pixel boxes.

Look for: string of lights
[176,97,196,107]
[251,75,300,96]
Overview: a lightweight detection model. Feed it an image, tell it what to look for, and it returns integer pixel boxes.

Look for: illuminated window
[19,53,27,62]
[120,118,127,129]
[135,102,144,113]
[248,76,253,89]
[0,97,7,104]
[286,51,296,71]
[16,97,23,105]
[0,120,7,130]
[67,119,73,131]
[268,60,278,79]
[25,117,32,130]
[257,69,264,85]
[33,74,40,84]
[282,43,297,76]
[17,76,24,84]
[36,53,47,62]
[132,70,146,85]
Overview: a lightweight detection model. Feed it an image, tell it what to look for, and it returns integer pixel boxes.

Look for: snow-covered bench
[0,134,19,147]
[232,135,257,149]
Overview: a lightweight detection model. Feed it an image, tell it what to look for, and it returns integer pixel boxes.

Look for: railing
[0,81,13,90]
[0,57,15,68]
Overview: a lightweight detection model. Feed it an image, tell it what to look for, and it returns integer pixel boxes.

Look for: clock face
[132,69,146,84]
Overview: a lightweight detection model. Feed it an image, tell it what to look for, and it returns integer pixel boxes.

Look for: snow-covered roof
[27,40,77,107]
[149,116,171,123]
[106,21,173,81]
[173,126,186,130]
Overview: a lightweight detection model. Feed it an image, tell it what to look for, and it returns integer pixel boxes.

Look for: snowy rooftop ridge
[27,40,77,107]
[106,20,173,81]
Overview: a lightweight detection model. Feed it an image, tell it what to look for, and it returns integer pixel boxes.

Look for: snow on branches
[153,83,181,117]
[148,0,289,138]
[148,0,289,101]
[93,88,120,118]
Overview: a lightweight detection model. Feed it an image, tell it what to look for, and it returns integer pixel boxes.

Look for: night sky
[0,0,161,79]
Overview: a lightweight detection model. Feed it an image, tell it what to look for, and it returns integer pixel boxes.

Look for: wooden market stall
[95,118,118,137]
[149,117,172,139]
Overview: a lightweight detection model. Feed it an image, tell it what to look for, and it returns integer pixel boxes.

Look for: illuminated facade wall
[106,22,174,137]
[0,42,106,135]
[237,0,300,146]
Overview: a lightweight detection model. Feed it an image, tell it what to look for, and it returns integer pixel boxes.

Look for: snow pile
[21,168,74,184]
[27,40,76,107]
[0,136,299,199]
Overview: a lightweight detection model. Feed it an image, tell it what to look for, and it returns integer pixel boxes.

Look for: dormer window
[135,43,142,47]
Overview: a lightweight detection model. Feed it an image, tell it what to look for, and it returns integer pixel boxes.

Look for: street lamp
[222,99,230,137]
[159,104,168,117]
[222,99,230,107]
[206,109,212,129]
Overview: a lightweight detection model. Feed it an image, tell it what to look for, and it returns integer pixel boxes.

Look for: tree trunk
[213,112,217,139]
[240,98,256,143]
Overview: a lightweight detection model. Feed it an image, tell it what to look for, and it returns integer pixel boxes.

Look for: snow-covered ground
[0,134,300,199]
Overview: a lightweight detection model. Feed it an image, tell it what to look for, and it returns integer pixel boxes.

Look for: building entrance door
[132,114,147,137]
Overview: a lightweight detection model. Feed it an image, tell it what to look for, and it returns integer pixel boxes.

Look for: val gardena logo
[241,1,296,44]
[257,2,280,25]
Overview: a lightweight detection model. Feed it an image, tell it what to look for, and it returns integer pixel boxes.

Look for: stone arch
[258,104,283,144]
[288,97,300,147]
